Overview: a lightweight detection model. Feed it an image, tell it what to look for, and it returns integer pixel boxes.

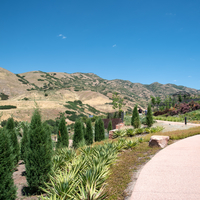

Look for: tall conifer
[99,118,105,141]
[6,117,19,165]
[85,118,93,145]
[94,118,100,142]
[107,120,112,133]
[131,105,139,128]
[25,109,53,192]
[73,120,84,148]
[56,116,69,148]
[0,129,17,200]
[146,103,153,127]
[20,125,29,163]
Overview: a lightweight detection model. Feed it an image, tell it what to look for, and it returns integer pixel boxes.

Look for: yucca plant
[112,129,127,138]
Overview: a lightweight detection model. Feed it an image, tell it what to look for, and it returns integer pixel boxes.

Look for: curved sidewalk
[130,135,200,200]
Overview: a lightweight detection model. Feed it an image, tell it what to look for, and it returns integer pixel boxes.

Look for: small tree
[25,109,53,192]
[146,104,153,127]
[99,118,105,141]
[73,120,84,148]
[85,118,93,145]
[56,116,69,148]
[131,105,139,128]
[107,120,112,133]
[178,94,183,102]
[0,129,17,200]
[112,92,124,112]
[155,96,161,110]
[94,118,100,142]
[6,117,20,165]
[133,116,141,128]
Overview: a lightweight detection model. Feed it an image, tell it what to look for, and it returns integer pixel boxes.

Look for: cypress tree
[20,125,29,163]
[99,118,105,141]
[73,120,84,148]
[146,103,154,127]
[85,118,93,145]
[56,116,69,148]
[107,120,112,133]
[131,105,139,127]
[0,129,17,200]
[94,118,100,142]
[6,117,20,165]
[25,109,53,192]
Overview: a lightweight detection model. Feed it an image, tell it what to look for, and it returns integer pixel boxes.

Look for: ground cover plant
[111,126,164,139]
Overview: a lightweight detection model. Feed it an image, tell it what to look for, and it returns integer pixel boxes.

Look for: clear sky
[0,0,200,89]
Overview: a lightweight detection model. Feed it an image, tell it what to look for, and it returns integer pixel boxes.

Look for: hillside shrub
[0,105,17,110]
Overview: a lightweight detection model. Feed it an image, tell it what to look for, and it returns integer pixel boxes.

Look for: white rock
[149,135,169,148]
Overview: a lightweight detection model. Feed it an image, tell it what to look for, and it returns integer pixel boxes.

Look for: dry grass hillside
[0,67,200,122]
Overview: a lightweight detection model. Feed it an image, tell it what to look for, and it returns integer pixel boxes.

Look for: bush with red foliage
[155,101,200,116]
[154,109,169,116]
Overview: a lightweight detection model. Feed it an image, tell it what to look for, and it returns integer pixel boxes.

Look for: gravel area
[153,120,200,132]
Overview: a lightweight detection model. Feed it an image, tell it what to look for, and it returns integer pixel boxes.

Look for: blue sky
[0,0,200,89]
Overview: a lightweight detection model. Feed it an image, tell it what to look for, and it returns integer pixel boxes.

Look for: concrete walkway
[130,135,200,200]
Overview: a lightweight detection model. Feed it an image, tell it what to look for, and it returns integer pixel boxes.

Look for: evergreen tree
[131,105,139,127]
[73,120,84,148]
[85,118,93,145]
[178,94,183,102]
[20,125,29,163]
[0,129,17,200]
[99,118,105,141]
[133,116,141,128]
[107,120,112,133]
[6,117,20,165]
[56,116,69,148]
[25,109,53,192]
[146,104,154,127]
[94,118,100,142]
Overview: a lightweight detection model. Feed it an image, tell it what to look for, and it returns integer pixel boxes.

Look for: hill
[0,67,200,122]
